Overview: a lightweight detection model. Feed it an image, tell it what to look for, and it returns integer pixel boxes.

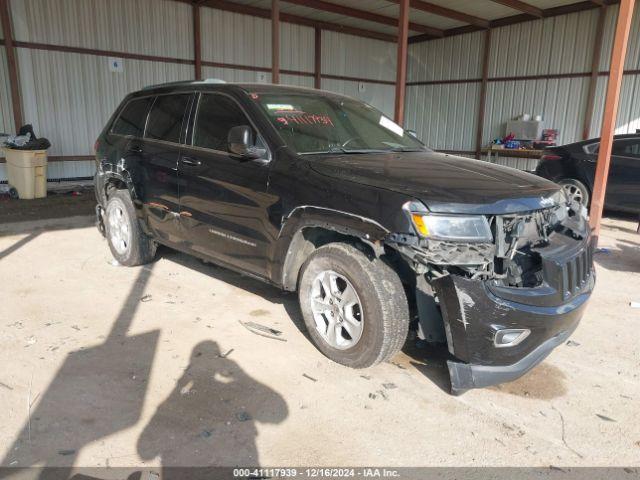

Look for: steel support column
[314,27,322,89]
[394,0,409,124]
[272,0,280,84]
[475,28,491,159]
[193,3,202,80]
[0,0,23,132]
[590,0,636,237]
[582,4,607,140]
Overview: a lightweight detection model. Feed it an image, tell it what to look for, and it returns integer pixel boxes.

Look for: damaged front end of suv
[388,192,595,394]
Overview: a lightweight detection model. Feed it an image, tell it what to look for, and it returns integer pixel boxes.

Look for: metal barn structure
[0,0,636,233]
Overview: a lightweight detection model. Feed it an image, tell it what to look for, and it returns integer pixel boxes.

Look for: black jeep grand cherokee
[94,81,594,393]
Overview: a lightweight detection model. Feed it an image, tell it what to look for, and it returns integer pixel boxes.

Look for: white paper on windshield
[379,116,404,137]
[267,104,295,111]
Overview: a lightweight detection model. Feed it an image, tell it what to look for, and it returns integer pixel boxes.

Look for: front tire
[105,189,156,266]
[298,243,409,368]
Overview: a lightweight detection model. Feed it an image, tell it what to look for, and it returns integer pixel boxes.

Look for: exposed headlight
[410,213,493,242]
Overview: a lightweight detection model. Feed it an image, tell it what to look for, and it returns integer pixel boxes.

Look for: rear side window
[112,97,153,137]
[145,94,191,144]
[193,94,255,151]
[583,142,599,154]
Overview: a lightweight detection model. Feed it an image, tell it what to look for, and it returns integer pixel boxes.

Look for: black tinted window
[613,139,640,157]
[193,94,254,151]
[112,97,153,137]
[145,94,191,143]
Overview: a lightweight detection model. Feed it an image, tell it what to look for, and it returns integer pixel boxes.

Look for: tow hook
[96,204,106,237]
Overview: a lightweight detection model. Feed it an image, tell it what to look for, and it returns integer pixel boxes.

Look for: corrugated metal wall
[7,0,640,181]
[481,8,599,170]
[599,4,621,72]
[488,9,599,78]
[200,9,315,88]
[483,77,591,146]
[4,0,194,181]
[406,4,640,171]
[322,78,395,118]
[322,31,396,82]
[281,23,315,74]
[1,19,11,179]
[201,8,269,71]
[405,82,480,151]
[482,76,591,170]
[1,3,15,162]
[17,49,194,154]
[11,0,194,58]
[0,46,10,186]
[1,1,392,181]
[407,31,485,83]
[483,8,598,152]
[0,47,14,140]
[15,47,194,178]
[591,3,640,138]
[405,31,484,153]
[590,74,640,138]
[320,31,396,117]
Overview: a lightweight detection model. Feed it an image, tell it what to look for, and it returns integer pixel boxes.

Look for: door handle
[128,145,143,154]
[181,156,202,167]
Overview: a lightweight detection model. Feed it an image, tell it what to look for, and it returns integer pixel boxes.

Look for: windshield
[252,93,426,155]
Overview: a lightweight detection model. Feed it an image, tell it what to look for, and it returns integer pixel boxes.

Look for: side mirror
[228,125,266,160]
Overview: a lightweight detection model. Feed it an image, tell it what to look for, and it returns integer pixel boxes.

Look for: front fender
[282,206,390,240]
[272,206,390,290]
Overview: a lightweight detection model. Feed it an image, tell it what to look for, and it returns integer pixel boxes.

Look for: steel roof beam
[386,0,489,28]
[280,0,444,37]
[199,0,399,41]
[488,0,544,17]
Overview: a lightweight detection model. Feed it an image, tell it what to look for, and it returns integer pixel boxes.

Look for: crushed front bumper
[432,235,595,394]
[446,316,579,394]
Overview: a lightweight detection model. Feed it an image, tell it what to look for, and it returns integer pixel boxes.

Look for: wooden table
[481,147,545,162]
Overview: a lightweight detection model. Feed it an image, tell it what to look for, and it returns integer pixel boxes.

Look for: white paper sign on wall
[256,72,268,83]
[108,57,124,73]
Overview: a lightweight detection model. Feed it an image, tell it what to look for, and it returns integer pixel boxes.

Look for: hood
[307,151,561,214]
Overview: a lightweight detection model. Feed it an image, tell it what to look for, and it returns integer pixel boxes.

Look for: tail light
[541,154,562,161]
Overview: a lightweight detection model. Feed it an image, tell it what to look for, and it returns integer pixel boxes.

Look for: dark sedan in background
[536,134,640,213]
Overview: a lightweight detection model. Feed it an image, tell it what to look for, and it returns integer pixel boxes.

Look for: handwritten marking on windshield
[276,113,335,127]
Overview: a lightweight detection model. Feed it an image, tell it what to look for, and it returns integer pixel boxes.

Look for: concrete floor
[0,215,638,469]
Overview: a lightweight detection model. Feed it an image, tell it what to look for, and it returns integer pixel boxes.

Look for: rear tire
[298,243,409,368]
[558,178,590,207]
[105,189,156,266]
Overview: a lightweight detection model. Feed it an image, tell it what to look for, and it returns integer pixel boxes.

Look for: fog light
[494,329,531,348]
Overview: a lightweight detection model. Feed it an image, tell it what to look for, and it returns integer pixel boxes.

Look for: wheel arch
[276,206,390,291]
[96,147,146,207]
[98,170,138,203]
[104,174,129,195]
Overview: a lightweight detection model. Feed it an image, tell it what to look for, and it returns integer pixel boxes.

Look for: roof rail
[197,78,227,84]
[142,78,226,90]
